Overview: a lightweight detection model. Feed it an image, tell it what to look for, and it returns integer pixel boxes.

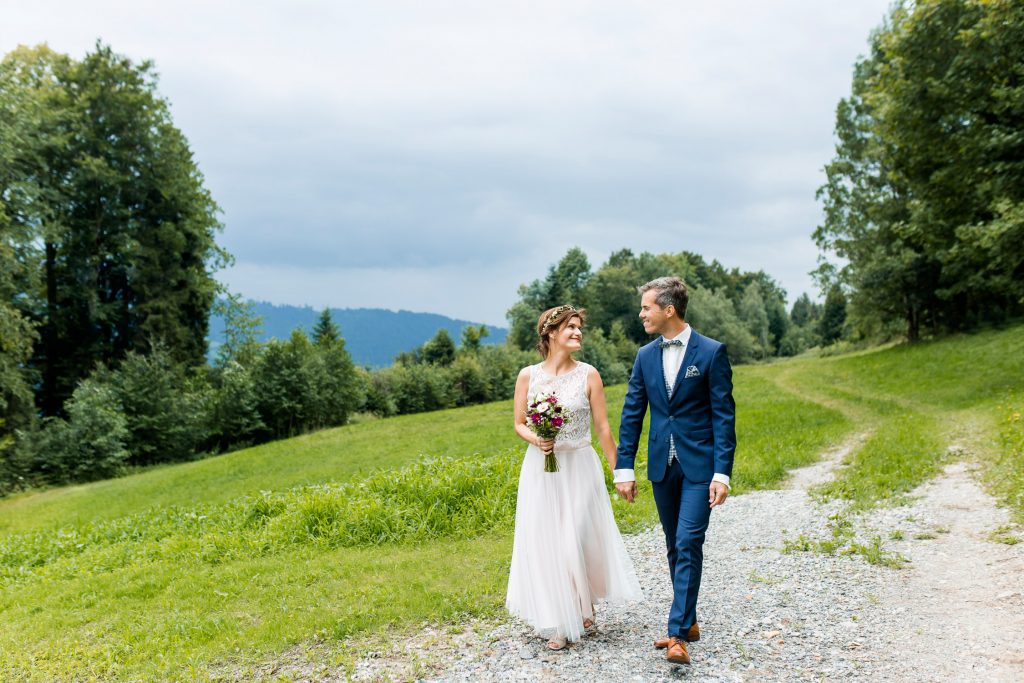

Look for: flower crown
[540,305,578,335]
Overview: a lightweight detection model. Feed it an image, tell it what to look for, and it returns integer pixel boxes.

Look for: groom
[614,276,736,665]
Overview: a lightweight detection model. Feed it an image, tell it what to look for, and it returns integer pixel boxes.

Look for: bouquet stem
[544,452,558,473]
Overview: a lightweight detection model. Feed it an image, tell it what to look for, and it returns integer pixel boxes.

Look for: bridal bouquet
[527,391,571,472]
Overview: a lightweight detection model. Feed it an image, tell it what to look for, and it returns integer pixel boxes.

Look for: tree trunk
[42,241,59,416]
[906,302,920,343]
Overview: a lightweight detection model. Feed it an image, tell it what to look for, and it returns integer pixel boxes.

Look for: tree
[449,355,489,406]
[819,285,848,346]
[780,293,822,356]
[309,311,363,428]
[312,307,340,346]
[0,45,69,420]
[213,294,263,368]
[584,249,668,343]
[0,240,36,437]
[816,0,1024,340]
[421,328,456,366]
[738,282,772,360]
[1,43,225,415]
[687,288,756,364]
[28,378,130,484]
[460,324,489,353]
[253,331,316,439]
[106,348,206,466]
[790,293,819,328]
[507,247,593,349]
[206,361,265,451]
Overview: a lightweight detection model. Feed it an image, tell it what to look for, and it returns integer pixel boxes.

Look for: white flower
[536,401,550,413]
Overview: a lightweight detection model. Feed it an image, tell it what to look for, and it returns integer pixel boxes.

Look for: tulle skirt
[505,441,643,642]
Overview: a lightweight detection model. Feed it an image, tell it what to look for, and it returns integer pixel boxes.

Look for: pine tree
[312,308,341,346]
[819,286,848,345]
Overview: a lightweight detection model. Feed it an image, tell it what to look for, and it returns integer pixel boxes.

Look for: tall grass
[0,452,521,585]
[0,401,522,536]
[987,393,1024,523]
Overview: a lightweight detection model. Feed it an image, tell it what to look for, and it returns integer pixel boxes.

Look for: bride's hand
[537,438,555,455]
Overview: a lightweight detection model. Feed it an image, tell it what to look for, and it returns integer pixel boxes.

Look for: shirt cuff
[712,473,731,489]
[613,468,635,484]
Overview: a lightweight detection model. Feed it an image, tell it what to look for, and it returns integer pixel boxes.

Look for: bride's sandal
[583,617,595,630]
[547,636,567,650]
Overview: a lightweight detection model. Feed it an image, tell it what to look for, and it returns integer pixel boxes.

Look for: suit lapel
[671,329,701,399]
[651,340,671,404]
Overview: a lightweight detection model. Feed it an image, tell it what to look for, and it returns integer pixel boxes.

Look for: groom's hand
[709,481,729,508]
[615,481,637,503]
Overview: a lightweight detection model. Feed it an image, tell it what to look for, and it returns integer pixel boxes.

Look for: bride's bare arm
[514,367,554,454]
[586,367,618,471]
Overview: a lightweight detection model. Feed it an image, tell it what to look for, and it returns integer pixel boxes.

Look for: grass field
[1,324,1021,680]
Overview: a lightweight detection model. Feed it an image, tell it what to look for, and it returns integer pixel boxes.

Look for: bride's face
[550,316,583,353]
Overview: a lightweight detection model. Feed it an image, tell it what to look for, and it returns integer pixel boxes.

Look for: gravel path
[345,440,1023,683]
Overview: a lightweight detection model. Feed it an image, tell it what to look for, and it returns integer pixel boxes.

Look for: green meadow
[1,324,1022,681]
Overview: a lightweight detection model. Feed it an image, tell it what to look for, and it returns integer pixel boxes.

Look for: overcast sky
[3,1,892,326]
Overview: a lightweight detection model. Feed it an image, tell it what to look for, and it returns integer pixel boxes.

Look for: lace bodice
[528,361,592,449]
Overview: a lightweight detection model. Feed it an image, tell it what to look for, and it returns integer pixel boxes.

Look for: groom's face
[639,290,672,335]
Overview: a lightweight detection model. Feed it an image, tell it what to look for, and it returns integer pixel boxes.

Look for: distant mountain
[208,301,508,368]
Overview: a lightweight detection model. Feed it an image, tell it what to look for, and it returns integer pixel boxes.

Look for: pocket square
[684,365,700,379]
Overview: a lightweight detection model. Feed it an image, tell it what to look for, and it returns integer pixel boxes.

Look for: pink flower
[530,413,541,423]
[552,416,564,427]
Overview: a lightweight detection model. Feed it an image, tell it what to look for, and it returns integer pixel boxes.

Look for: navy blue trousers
[651,458,713,639]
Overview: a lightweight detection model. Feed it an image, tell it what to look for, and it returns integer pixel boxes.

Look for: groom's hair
[638,277,689,319]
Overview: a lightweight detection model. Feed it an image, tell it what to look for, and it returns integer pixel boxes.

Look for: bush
[252,331,317,438]
[107,349,207,466]
[388,364,455,414]
[779,325,820,357]
[359,366,398,417]
[449,355,490,406]
[579,326,630,385]
[308,334,364,429]
[206,361,265,451]
[477,344,537,400]
[28,380,130,484]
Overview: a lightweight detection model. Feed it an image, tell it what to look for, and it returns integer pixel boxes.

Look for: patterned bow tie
[659,339,683,348]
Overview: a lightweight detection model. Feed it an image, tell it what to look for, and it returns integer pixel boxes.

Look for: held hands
[709,481,729,508]
[537,438,555,455]
[615,481,637,503]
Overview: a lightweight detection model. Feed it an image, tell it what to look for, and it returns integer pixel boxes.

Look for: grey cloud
[5,0,892,317]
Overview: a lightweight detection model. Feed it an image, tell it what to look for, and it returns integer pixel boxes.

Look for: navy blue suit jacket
[616,330,736,484]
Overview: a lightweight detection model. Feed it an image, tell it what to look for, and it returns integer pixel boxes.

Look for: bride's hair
[536,305,587,358]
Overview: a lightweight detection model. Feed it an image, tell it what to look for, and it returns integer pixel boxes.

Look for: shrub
[28,379,130,484]
[206,361,265,451]
[107,349,207,466]
[449,355,490,406]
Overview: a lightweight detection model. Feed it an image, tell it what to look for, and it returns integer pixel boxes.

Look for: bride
[506,304,643,650]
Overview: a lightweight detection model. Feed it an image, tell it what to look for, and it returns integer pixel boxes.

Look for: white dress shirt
[614,325,731,489]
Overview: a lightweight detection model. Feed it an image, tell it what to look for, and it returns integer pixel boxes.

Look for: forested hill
[208,301,508,368]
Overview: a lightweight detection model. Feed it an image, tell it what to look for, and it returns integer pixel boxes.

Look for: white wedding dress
[505,361,643,642]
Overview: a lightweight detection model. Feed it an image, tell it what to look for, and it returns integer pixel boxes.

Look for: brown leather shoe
[665,637,690,664]
[653,623,700,648]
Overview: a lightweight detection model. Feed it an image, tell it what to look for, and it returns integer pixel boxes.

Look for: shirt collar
[662,325,691,345]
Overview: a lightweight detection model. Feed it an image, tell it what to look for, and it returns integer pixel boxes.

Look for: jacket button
[669,416,675,421]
